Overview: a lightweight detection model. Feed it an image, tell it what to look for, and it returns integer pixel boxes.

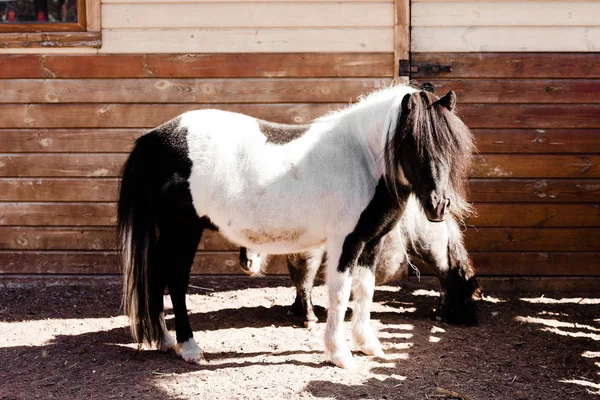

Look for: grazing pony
[118,84,474,368]
[240,194,479,328]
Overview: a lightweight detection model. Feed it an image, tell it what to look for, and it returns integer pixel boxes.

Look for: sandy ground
[0,277,598,400]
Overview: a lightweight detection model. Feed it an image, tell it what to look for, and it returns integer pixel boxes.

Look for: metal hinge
[399,60,453,77]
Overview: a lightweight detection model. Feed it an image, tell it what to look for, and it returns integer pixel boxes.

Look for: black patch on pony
[119,117,211,346]
[257,120,310,144]
[337,179,408,273]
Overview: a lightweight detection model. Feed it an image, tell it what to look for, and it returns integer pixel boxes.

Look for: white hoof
[327,346,356,369]
[304,320,317,329]
[158,331,177,352]
[353,334,384,357]
[175,338,204,364]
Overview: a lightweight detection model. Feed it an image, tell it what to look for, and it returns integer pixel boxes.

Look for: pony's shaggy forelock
[384,89,476,222]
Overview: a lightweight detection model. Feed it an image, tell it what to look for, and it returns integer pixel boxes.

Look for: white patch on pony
[351,267,384,357]
[175,338,204,364]
[324,241,355,369]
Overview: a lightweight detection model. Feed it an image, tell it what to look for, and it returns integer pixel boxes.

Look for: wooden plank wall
[411,0,600,52]
[99,0,395,53]
[411,52,600,279]
[0,53,395,276]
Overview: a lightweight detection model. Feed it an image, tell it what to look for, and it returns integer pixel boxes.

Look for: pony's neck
[325,85,416,180]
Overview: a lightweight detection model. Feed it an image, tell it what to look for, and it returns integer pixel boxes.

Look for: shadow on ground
[0,277,598,399]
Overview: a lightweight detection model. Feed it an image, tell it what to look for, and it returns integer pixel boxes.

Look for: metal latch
[399,60,453,77]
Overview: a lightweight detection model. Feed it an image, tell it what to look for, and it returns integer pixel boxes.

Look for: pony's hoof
[176,338,204,364]
[327,348,356,369]
[359,342,384,357]
[304,319,317,329]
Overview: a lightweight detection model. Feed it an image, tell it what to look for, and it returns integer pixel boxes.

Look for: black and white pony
[239,193,479,328]
[117,84,474,368]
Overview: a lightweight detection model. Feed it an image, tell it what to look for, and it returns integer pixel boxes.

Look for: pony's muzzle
[425,195,450,222]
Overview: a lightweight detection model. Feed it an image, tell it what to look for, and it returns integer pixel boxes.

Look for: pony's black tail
[118,133,163,345]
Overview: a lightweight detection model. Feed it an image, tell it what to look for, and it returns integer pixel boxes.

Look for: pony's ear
[401,93,418,112]
[437,90,457,111]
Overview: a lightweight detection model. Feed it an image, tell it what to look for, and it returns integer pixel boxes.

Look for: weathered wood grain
[422,79,600,104]
[0,103,340,128]
[102,3,393,29]
[2,178,598,203]
[0,250,287,275]
[0,53,394,79]
[0,203,117,226]
[1,202,596,228]
[470,155,599,179]
[0,32,101,49]
[411,53,600,79]
[464,228,599,252]
[0,129,142,153]
[418,252,600,277]
[472,129,600,154]
[2,128,598,154]
[468,179,600,203]
[0,78,391,104]
[0,178,118,202]
[99,28,394,54]
[4,154,596,178]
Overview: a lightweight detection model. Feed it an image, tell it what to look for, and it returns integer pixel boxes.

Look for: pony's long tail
[118,133,162,345]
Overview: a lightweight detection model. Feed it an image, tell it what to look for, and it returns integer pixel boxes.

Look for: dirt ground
[0,276,598,400]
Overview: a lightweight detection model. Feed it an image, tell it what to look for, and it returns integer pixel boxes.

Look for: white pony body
[184,86,415,255]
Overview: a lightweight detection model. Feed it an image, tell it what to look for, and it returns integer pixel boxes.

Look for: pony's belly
[218,223,325,254]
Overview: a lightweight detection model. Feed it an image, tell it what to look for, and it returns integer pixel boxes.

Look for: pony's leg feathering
[324,238,355,369]
[351,266,383,357]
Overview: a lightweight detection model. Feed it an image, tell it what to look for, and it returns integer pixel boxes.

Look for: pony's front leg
[324,239,354,369]
[351,265,383,357]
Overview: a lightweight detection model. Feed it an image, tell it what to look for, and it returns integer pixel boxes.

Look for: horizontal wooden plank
[424,79,600,104]
[0,103,339,128]
[1,178,599,204]
[0,130,142,153]
[1,103,599,129]
[0,179,119,202]
[2,154,598,178]
[1,153,598,183]
[0,251,596,277]
[465,228,600,252]
[472,129,600,154]
[0,203,117,226]
[0,78,391,104]
[412,27,600,52]
[469,179,600,203]
[0,226,598,253]
[0,251,288,275]
[103,0,391,3]
[2,128,597,154]
[468,203,600,227]
[0,53,394,79]
[460,104,600,129]
[0,155,126,178]
[102,3,393,29]
[1,202,596,228]
[100,28,394,54]
[470,154,600,179]
[416,252,600,277]
[411,53,600,79]
[412,2,600,27]
[0,32,101,49]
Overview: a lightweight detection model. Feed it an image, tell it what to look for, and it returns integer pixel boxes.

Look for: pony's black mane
[385,90,475,220]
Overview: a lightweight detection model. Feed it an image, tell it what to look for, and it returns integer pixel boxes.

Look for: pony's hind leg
[147,262,176,352]
[287,250,324,328]
[157,206,205,363]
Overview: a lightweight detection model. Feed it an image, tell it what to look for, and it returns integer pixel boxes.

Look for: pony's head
[385,89,474,223]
